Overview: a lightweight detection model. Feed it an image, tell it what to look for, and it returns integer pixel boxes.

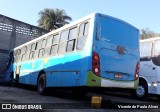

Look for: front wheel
[37,74,46,95]
[135,82,148,100]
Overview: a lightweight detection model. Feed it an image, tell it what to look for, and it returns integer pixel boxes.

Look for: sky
[0,0,160,33]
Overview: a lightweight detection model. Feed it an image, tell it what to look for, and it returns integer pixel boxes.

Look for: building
[0,14,48,75]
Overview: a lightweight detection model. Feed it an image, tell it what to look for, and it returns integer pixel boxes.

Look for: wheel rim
[136,85,145,97]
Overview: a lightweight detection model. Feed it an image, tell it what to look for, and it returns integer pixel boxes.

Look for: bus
[5,13,140,95]
[135,37,160,99]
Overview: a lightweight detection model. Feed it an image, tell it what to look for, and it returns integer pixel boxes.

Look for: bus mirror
[152,55,160,66]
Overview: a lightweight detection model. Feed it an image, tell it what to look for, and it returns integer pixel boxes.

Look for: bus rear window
[100,16,138,49]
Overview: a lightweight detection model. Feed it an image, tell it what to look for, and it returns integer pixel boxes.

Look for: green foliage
[140,28,160,40]
[38,8,72,31]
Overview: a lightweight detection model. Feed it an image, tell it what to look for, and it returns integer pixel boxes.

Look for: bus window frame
[21,46,27,61]
[66,27,78,52]
[13,20,90,63]
[76,22,90,51]
[140,41,153,61]
[152,40,160,66]
[50,34,59,56]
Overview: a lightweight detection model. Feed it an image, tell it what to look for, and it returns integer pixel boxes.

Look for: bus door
[140,41,157,94]
[15,65,21,83]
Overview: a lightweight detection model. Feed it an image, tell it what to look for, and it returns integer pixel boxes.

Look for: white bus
[135,37,160,99]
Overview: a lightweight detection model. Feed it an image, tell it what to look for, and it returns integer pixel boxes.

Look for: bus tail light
[134,62,139,80]
[92,52,100,76]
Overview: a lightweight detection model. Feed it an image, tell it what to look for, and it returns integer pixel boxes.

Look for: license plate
[115,74,123,78]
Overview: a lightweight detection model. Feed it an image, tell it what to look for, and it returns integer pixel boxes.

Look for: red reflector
[94,55,99,60]
[134,62,139,80]
[92,51,100,76]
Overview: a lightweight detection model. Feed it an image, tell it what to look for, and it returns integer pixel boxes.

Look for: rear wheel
[37,74,46,95]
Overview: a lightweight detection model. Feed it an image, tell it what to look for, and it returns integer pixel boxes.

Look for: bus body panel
[15,51,91,87]
[90,14,139,89]
[140,38,160,95]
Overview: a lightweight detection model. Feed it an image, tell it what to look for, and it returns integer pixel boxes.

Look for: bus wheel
[37,74,46,95]
[135,81,148,100]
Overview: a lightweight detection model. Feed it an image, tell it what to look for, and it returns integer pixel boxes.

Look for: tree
[37,8,72,31]
[140,28,160,40]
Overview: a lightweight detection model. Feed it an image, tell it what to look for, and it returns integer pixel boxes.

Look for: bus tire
[9,73,16,87]
[135,81,148,100]
[37,74,46,95]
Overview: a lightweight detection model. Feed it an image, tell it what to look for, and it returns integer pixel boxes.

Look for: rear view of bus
[87,13,140,89]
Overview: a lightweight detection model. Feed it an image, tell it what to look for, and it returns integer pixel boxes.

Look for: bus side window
[16,49,22,62]
[154,40,160,56]
[21,46,27,61]
[140,42,152,60]
[50,34,59,56]
[51,45,58,55]
[58,30,69,54]
[14,50,18,62]
[78,24,84,37]
[67,40,76,52]
[39,39,46,58]
[84,22,89,36]
[77,22,89,50]
[52,34,59,45]
[34,41,41,59]
[29,43,35,60]
[66,27,77,52]
[26,44,31,60]
[152,40,160,66]
[45,35,53,56]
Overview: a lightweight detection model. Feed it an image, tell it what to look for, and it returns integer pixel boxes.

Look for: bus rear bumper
[101,78,139,89]
[86,71,139,89]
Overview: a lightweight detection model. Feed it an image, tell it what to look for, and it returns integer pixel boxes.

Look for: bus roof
[12,13,138,51]
[12,13,96,51]
[97,13,139,31]
[140,37,160,42]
